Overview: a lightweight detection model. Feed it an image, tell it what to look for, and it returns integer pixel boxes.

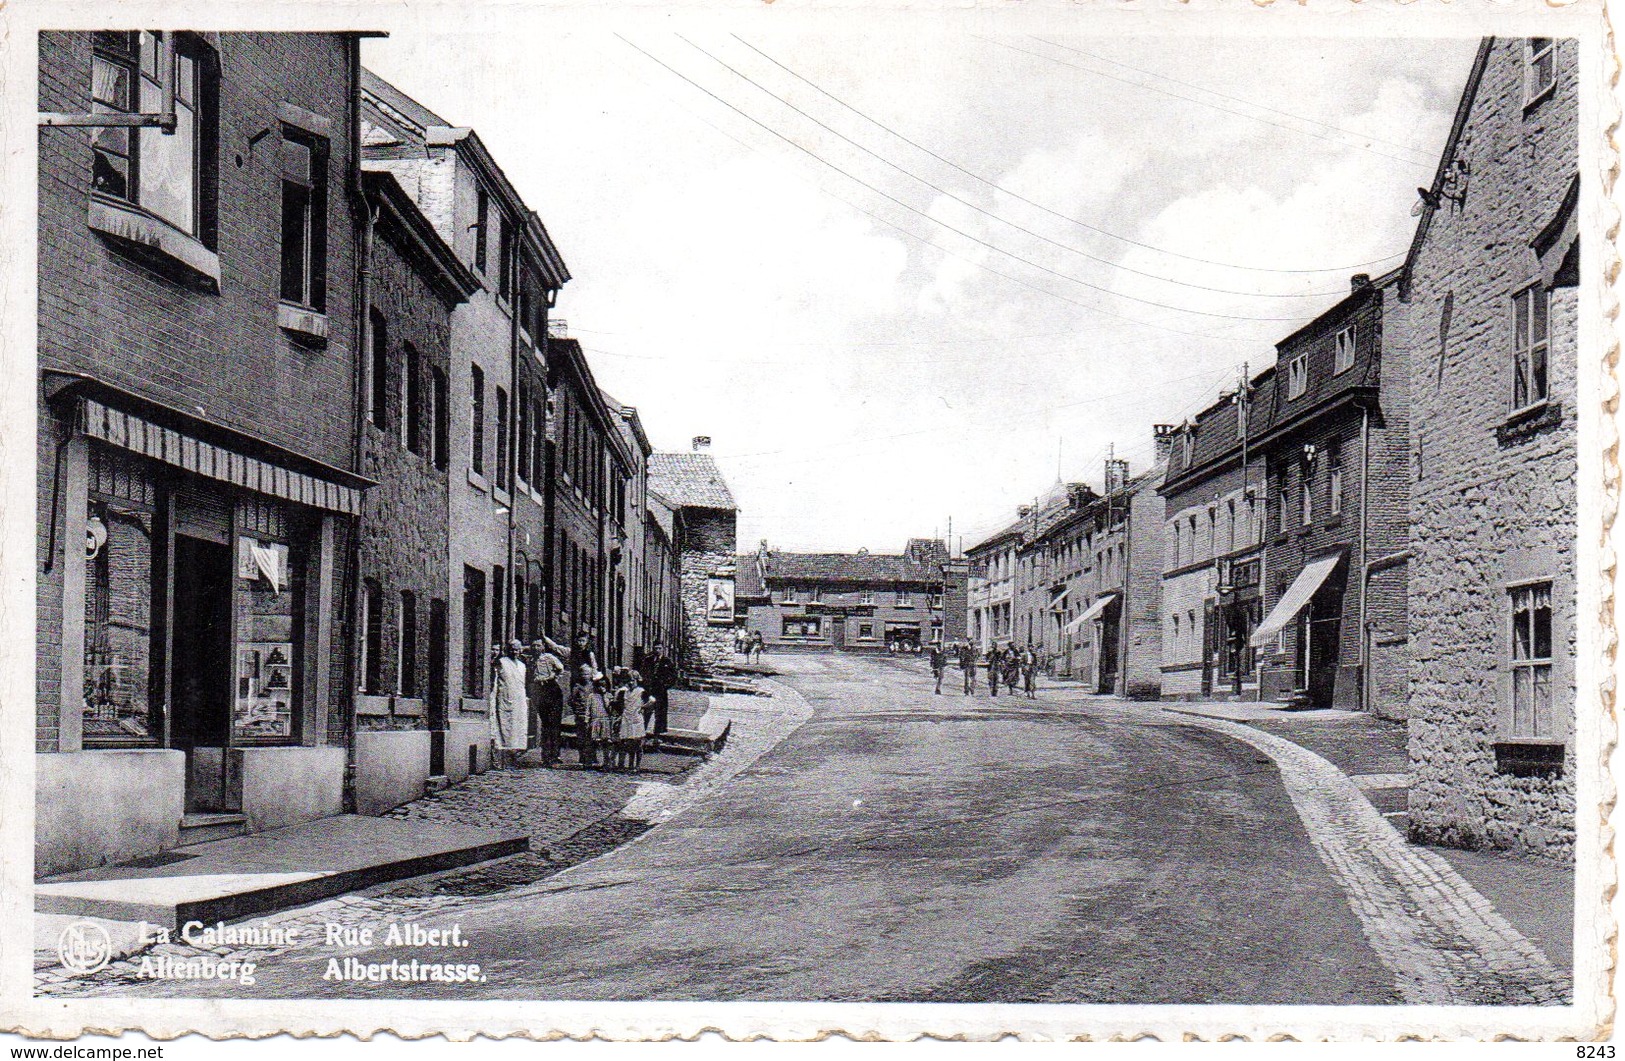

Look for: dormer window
[1526,38,1557,106]
[1287,354,1309,400]
[1334,326,1356,375]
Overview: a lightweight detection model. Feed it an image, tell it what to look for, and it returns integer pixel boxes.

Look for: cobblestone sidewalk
[1179,714,1571,1006]
[37,682,814,997]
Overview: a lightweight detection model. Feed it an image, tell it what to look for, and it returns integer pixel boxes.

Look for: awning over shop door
[1063,593,1116,633]
[1250,553,1342,648]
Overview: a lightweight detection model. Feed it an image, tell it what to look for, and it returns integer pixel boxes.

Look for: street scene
[22,13,1596,1035]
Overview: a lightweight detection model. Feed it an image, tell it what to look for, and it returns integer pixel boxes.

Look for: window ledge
[493,486,511,506]
[393,696,427,718]
[355,693,392,717]
[1493,738,1565,779]
[1523,84,1556,114]
[467,468,489,492]
[277,302,329,345]
[1497,400,1563,446]
[88,195,220,291]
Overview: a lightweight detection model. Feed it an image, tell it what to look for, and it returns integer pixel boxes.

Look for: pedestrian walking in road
[1021,645,1038,699]
[748,630,764,663]
[928,643,946,694]
[959,641,978,695]
[1003,649,1021,694]
[489,640,530,770]
[987,644,1002,697]
[568,665,596,769]
[528,640,566,766]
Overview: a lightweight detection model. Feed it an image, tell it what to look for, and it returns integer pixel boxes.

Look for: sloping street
[56,652,1573,1005]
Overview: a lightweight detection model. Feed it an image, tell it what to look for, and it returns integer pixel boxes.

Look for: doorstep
[34,814,526,931]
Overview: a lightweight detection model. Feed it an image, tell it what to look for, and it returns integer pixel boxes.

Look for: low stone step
[177,813,247,846]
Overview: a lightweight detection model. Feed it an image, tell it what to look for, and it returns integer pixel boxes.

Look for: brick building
[1402,37,1580,859]
[360,71,569,780]
[647,445,738,676]
[965,524,1019,651]
[641,489,685,668]
[1159,394,1273,701]
[351,170,477,814]
[1246,270,1410,714]
[966,452,1166,698]
[37,32,373,873]
[736,538,958,653]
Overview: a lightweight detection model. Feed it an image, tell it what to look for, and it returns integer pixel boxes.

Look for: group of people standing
[735,629,765,663]
[928,641,1039,699]
[487,628,678,773]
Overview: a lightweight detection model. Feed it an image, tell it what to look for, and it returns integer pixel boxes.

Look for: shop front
[39,381,366,876]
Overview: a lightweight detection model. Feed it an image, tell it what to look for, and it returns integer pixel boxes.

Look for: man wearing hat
[528,639,566,767]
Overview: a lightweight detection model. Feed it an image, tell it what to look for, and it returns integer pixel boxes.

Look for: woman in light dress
[490,639,530,770]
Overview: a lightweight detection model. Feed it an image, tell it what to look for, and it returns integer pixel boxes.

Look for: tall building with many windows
[1402,37,1580,859]
[36,32,372,874]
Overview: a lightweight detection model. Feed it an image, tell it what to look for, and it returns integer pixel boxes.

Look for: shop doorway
[1096,599,1121,694]
[170,534,234,812]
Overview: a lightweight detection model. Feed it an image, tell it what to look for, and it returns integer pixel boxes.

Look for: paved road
[108,652,1408,1003]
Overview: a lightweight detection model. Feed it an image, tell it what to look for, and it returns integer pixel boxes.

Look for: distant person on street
[959,641,978,695]
[1004,649,1021,693]
[928,643,946,694]
[528,640,566,766]
[987,644,1002,697]
[749,631,764,663]
[568,665,596,769]
[489,640,530,770]
[646,641,675,735]
[613,668,647,772]
[1021,645,1038,699]
[589,672,614,769]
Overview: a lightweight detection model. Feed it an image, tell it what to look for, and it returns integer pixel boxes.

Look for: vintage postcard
[0,0,1615,1044]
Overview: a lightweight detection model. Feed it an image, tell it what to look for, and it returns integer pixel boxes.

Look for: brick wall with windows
[1403,37,1580,860]
[355,189,459,735]
[37,32,361,751]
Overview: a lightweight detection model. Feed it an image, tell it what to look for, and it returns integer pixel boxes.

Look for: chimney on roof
[692,436,711,452]
[1153,423,1179,466]
[1351,273,1372,292]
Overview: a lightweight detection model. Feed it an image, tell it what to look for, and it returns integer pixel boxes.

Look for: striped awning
[1063,593,1116,633]
[1250,552,1342,648]
[82,398,363,514]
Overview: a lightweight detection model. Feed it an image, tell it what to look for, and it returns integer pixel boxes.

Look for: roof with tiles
[647,452,737,511]
[751,549,945,586]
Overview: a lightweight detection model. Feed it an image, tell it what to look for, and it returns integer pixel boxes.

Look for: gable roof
[752,550,943,585]
[1400,38,1496,299]
[647,452,737,511]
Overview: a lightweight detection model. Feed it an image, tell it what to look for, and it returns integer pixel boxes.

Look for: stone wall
[677,508,736,676]
[1404,38,1579,860]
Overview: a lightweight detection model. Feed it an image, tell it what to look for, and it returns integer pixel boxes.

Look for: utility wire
[1037,37,1437,160]
[732,34,1401,284]
[1001,35,1435,172]
[619,35,1312,334]
[679,35,1327,319]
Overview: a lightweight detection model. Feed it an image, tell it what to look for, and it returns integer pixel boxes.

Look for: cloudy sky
[363,20,1479,554]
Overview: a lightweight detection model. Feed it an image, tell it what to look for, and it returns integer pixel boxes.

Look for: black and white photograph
[2,0,1614,1044]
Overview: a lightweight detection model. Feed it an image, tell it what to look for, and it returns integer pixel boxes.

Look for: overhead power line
[616,35,1282,343]
[999,35,1436,173]
[661,35,1316,326]
[1037,38,1438,160]
[732,35,1402,284]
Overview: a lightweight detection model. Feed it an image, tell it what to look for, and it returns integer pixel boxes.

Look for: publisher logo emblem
[57,921,113,974]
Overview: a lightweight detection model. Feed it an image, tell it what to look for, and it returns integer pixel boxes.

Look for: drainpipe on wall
[1357,404,1371,714]
[343,59,375,815]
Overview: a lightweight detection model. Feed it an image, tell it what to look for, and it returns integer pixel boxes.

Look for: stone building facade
[352,170,476,814]
[1403,37,1580,859]
[36,31,370,874]
[648,448,738,676]
[965,526,1019,651]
